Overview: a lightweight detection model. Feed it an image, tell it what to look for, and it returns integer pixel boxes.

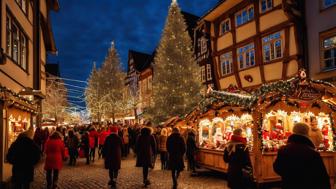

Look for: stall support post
[252,110,263,184]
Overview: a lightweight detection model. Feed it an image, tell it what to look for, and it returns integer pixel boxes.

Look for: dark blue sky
[47,0,218,108]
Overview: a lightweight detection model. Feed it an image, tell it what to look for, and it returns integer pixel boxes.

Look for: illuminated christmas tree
[147,0,201,123]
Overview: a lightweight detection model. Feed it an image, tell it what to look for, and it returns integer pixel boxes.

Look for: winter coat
[223,136,251,189]
[273,134,330,189]
[89,130,99,148]
[309,128,323,148]
[167,133,186,171]
[186,135,197,158]
[7,135,41,183]
[103,134,123,170]
[158,135,167,152]
[99,131,110,145]
[81,134,90,155]
[123,130,129,144]
[33,128,44,146]
[44,138,65,170]
[136,128,157,168]
[66,135,79,149]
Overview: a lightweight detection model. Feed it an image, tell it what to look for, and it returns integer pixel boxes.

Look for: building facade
[306,0,336,84]
[195,0,305,91]
[0,0,59,184]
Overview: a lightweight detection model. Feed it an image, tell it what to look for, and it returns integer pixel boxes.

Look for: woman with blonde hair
[158,128,168,170]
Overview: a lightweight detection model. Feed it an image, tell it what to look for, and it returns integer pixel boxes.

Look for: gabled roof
[128,50,153,72]
[181,11,199,38]
[45,63,60,77]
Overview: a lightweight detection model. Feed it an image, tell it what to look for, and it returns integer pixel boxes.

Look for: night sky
[47,0,218,109]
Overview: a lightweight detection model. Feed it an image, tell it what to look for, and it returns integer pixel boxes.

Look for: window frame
[206,64,212,80]
[235,5,254,27]
[201,66,206,82]
[237,43,255,70]
[320,28,336,71]
[260,0,273,13]
[6,11,29,72]
[15,0,28,15]
[262,31,284,63]
[219,18,230,36]
[220,51,233,76]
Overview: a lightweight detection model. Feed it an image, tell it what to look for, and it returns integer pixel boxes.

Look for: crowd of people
[5,121,332,189]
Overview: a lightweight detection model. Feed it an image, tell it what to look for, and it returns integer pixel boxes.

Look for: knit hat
[292,122,309,137]
[110,126,118,134]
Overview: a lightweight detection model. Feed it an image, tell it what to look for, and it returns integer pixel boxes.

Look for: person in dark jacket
[223,128,251,189]
[186,130,197,175]
[7,130,41,189]
[167,127,186,189]
[136,127,157,187]
[273,122,330,189]
[66,130,79,166]
[81,132,90,165]
[103,126,123,188]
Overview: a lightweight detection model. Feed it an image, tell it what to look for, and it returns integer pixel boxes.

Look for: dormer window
[219,19,230,35]
[260,0,273,13]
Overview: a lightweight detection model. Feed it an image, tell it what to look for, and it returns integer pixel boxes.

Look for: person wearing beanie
[7,131,41,189]
[103,126,123,188]
[223,128,252,189]
[273,122,330,189]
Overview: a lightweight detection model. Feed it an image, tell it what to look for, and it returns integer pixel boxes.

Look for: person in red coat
[44,131,65,189]
[103,126,123,188]
[89,127,99,162]
[98,127,110,159]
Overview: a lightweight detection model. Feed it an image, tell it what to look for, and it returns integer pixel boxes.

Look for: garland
[330,113,336,151]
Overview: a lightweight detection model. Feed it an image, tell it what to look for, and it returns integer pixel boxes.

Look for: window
[15,0,27,14]
[6,13,28,71]
[237,43,255,69]
[198,37,207,54]
[220,52,233,76]
[206,64,212,80]
[201,66,206,82]
[261,0,273,13]
[322,0,336,9]
[262,31,283,62]
[236,6,254,27]
[220,19,230,35]
[321,35,336,70]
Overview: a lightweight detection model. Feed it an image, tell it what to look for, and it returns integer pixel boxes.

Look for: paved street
[31,155,229,189]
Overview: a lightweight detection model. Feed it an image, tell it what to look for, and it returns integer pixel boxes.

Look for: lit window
[206,64,212,80]
[237,43,255,69]
[220,19,230,35]
[6,13,28,71]
[262,31,283,62]
[200,37,207,54]
[321,35,336,70]
[201,66,206,82]
[236,6,254,27]
[322,0,336,9]
[220,52,233,76]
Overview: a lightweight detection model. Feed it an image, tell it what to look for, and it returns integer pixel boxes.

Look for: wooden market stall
[193,73,336,186]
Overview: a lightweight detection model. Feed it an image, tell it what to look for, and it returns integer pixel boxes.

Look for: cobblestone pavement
[31,156,229,189]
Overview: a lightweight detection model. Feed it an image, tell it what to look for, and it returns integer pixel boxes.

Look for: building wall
[306,0,336,81]
[200,0,301,90]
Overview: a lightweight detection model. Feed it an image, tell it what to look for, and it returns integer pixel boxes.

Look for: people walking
[158,128,168,170]
[136,127,157,187]
[66,130,79,166]
[167,127,186,189]
[44,131,65,189]
[223,128,252,189]
[103,126,123,188]
[273,122,330,189]
[122,128,130,157]
[186,130,197,175]
[7,130,41,189]
[98,127,110,159]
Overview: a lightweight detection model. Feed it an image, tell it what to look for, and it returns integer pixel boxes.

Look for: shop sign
[294,87,322,101]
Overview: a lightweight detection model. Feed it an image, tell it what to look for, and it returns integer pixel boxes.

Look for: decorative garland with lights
[330,113,336,151]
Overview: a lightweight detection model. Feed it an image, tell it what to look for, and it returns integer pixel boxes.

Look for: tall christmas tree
[147,0,201,123]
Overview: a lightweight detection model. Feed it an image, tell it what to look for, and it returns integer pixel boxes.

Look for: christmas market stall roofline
[185,74,336,186]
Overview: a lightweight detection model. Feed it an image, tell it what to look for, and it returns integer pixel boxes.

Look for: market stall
[194,71,336,186]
